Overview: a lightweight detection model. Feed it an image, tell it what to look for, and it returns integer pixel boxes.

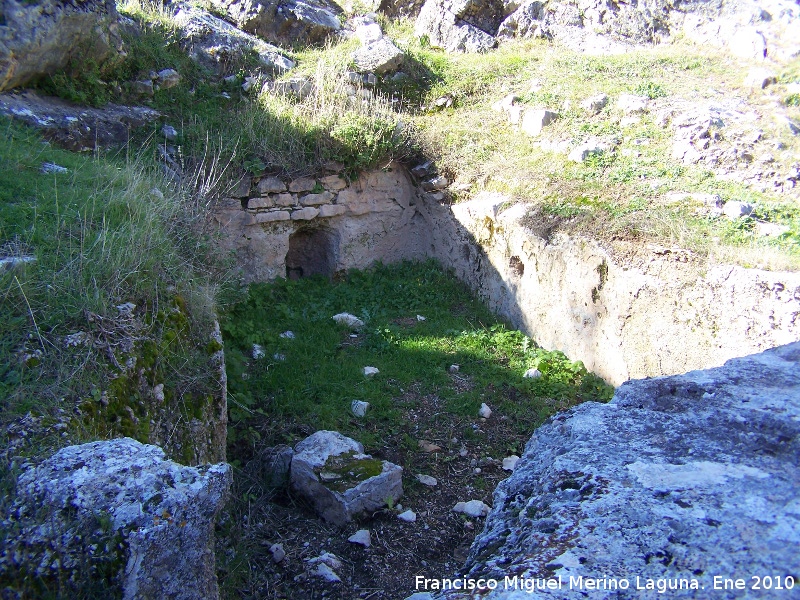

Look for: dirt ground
[218,382,534,600]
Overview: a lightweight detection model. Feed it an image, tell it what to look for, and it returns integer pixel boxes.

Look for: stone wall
[213,164,800,386]
[212,162,432,282]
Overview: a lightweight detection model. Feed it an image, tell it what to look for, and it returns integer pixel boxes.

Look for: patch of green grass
[220,260,613,457]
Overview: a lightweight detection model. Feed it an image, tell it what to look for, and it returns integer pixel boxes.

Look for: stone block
[256,210,290,222]
[289,177,316,193]
[272,192,295,207]
[290,431,403,526]
[291,207,320,220]
[318,204,346,218]
[320,174,347,190]
[300,191,334,206]
[248,197,273,209]
[257,176,286,194]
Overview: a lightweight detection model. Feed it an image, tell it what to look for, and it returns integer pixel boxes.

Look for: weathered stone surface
[2,438,231,599]
[352,37,405,74]
[423,192,800,386]
[415,0,500,52]
[271,192,295,207]
[521,109,558,136]
[248,196,274,209]
[256,210,291,222]
[0,0,122,92]
[258,176,287,194]
[454,343,800,598]
[320,174,348,190]
[319,204,347,218]
[172,3,294,75]
[0,91,161,152]
[290,431,403,526]
[291,207,320,220]
[210,0,342,47]
[289,177,317,192]
[300,191,334,206]
[333,312,365,328]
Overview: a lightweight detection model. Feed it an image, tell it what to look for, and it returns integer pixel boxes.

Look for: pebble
[453,500,491,517]
[459,446,468,457]
[416,474,438,487]
[280,330,295,339]
[347,529,371,547]
[398,509,417,522]
[448,364,460,373]
[312,562,341,582]
[523,368,542,379]
[479,403,492,418]
[269,543,285,563]
[474,468,482,474]
[363,366,379,377]
[503,455,521,471]
[252,344,265,359]
[418,440,442,453]
[416,315,426,321]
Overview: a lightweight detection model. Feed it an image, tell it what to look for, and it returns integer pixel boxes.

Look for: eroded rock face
[0,0,122,92]
[415,0,501,52]
[449,342,800,598]
[210,0,343,47]
[172,3,295,75]
[423,192,800,386]
[290,431,403,526]
[2,438,231,599]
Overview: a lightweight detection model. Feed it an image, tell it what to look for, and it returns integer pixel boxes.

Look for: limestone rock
[210,0,342,47]
[478,402,492,418]
[3,438,231,599]
[416,474,438,486]
[258,176,287,194]
[568,142,604,163]
[290,431,403,526]
[744,68,777,89]
[0,0,122,92]
[0,92,161,152]
[289,177,317,193]
[351,400,370,417]
[291,207,320,220]
[414,0,500,52]
[523,367,541,378]
[319,204,347,218]
[722,201,754,219]
[172,3,294,75]
[452,499,491,517]
[398,509,417,522]
[352,37,405,74]
[256,210,291,222]
[300,191,334,206]
[455,343,800,598]
[347,529,372,547]
[156,68,181,89]
[521,109,558,136]
[332,313,365,328]
[363,366,379,377]
[616,94,649,115]
[580,93,608,114]
[269,543,286,563]
[502,455,519,471]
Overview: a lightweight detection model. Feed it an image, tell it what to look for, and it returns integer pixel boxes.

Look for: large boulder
[450,343,800,597]
[172,3,295,75]
[1,438,231,599]
[290,431,403,526]
[0,0,122,92]
[415,0,503,52]
[210,0,343,47]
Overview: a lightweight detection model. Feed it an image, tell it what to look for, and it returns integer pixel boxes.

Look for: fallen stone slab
[290,431,403,526]
[2,438,231,599]
[453,342,800,598]
[0,91,161,152]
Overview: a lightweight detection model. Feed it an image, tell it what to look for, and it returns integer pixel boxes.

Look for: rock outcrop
[2,438,231,599]
[425,192,800,386]
[172,3,295,75]
[415,0,800,57]
[0,0,122,92]
[450,342,800,598]
[210,0,343,47]
[290,431,403,526]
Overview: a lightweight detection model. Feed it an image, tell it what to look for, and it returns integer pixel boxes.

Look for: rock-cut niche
[285,227,339,279]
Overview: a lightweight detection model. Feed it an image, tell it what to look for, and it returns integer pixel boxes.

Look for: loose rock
[347,529,372,547]
[479,402,492,418]
[332,312,365,328]
[398,509,417,522]
[416,474,438,487]
[452,499,491,517]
